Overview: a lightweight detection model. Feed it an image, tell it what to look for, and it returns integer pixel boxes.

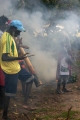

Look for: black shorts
[4,72,19,97]
[19,68,34,83]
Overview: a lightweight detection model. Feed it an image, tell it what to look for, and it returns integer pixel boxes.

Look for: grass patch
[42,115,54,120]
[55,110,79,119]
[34,107,55,113]
[75,61,80,66]
[35,108,48,113]
[34,110,80,120]
[60,104,66,107]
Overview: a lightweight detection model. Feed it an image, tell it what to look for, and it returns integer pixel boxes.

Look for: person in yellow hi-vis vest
[0,20,27,120]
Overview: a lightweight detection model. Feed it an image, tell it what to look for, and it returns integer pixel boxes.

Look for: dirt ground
[0,76,80,120]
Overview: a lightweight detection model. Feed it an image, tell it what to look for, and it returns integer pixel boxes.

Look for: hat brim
[17,27,26,32]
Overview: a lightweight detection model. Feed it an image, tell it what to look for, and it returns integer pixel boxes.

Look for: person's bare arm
[2,53,27,61]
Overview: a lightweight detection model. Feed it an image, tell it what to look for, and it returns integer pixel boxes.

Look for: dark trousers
[57,75,69,90]
[58,75,69,85]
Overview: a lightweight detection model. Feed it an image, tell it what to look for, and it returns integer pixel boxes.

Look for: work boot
[34,74,42,87]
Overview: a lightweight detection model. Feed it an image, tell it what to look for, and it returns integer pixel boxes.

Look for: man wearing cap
[0,15,10,109]
[0,20,27,120]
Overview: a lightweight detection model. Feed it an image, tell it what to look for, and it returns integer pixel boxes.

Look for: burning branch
[66,106,72,120]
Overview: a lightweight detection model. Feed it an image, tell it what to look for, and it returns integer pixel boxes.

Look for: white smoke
[0,0,80,82]
[0,0,16,16]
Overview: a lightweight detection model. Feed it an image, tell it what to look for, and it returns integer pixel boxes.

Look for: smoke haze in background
[0,0,80,82]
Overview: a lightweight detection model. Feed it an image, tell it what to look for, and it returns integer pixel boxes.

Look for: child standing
[56,43,72,94]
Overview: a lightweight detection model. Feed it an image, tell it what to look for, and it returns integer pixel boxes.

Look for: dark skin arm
[2,53,27,61]
[19,45,29,49]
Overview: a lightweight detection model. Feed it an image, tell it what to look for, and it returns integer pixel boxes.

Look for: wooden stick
[20,47,36,74]
[66,106,72,120]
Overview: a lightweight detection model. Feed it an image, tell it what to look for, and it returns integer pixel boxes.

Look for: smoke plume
[0,0,80,82]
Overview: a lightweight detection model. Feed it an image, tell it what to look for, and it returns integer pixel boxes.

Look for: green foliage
[42,0,58,5]
[76,61,80,66]
[41,0,80,9]
[16,0,80,10]
[67,73,78,83]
